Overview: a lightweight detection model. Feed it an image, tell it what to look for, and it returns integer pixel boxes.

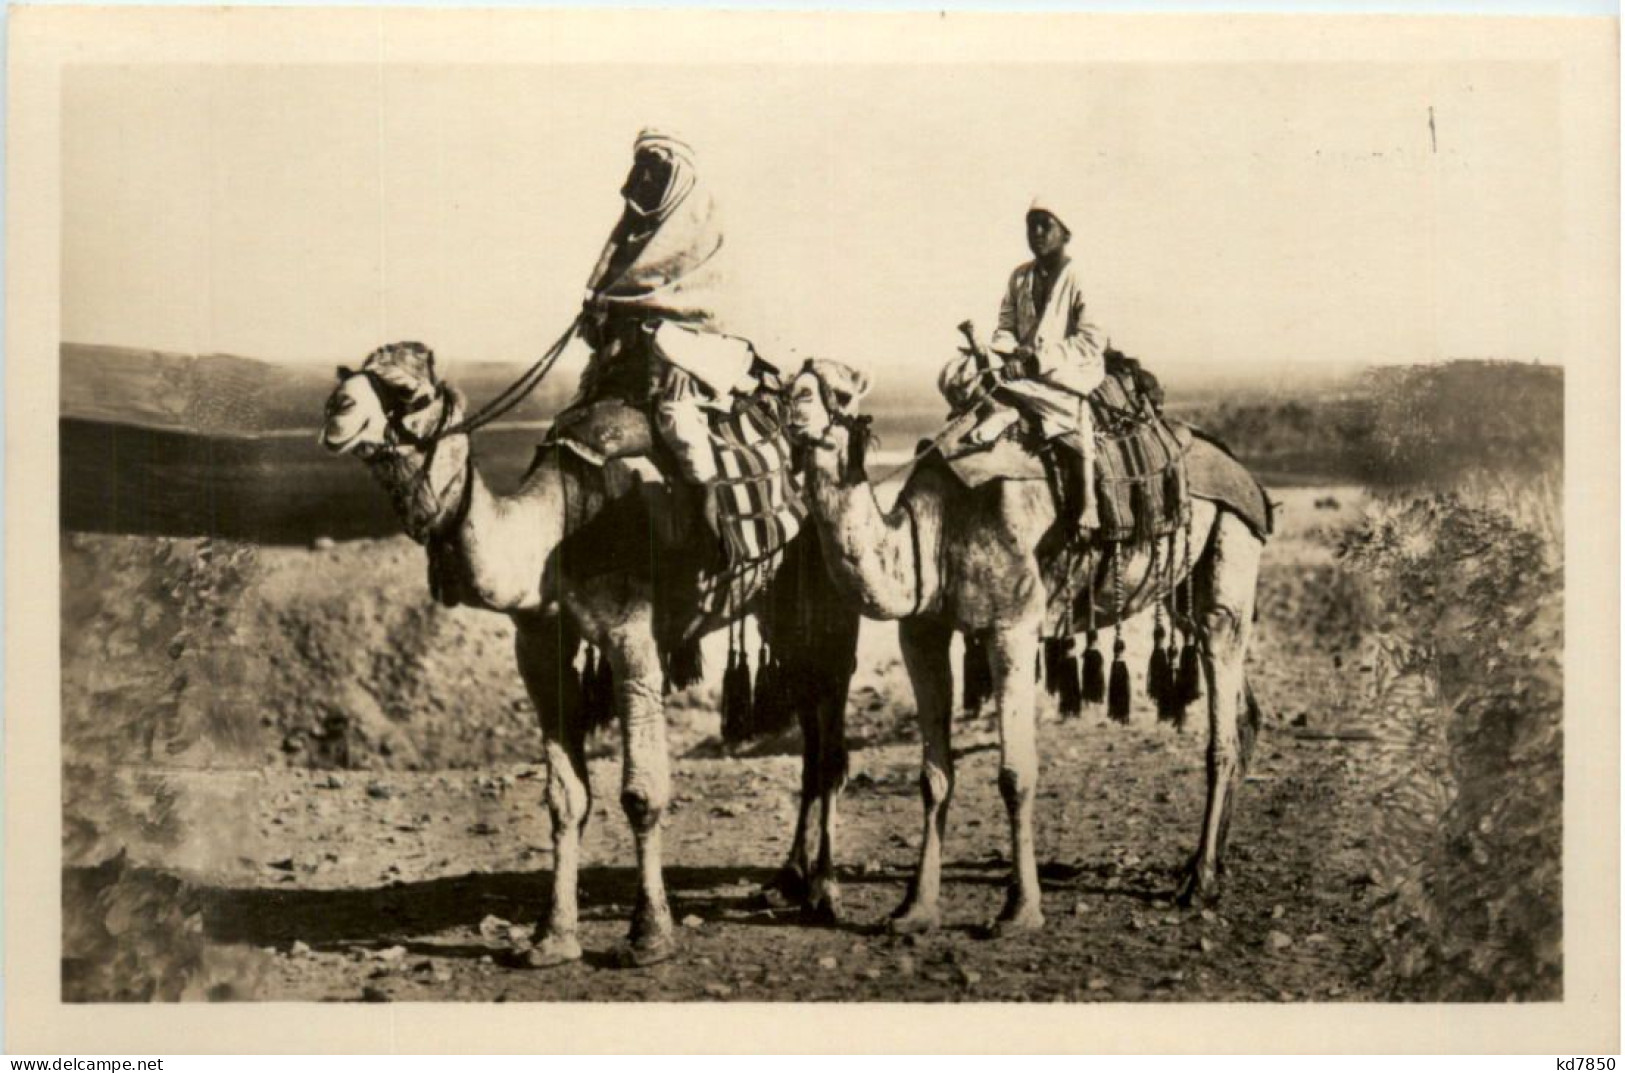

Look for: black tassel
[750,648,794,739]
[1147,623,1172,703]
[1108,637,1132,723]
[1057,637,1083,718]
[1082,630,1106,704]
[1156,630,1184,724]
[666,636,705,693]
[1042,638,1063,696]
[1176,639,1203,711]
[731,647,752,740]
[721,647,745,743]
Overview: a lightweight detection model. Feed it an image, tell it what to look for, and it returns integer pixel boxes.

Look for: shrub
[61,536,267,1001]
[1336,360,1563,1001]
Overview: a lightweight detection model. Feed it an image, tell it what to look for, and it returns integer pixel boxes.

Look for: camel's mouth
[321,418,372,455]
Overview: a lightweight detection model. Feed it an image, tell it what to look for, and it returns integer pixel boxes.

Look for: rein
[441,314,583,437]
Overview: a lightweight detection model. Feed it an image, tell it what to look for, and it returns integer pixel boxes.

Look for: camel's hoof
[801,890,844,928]
[753,867,808,910]
[887,906,941,936]
[521,933,582,968]
[611,932,677,969]
[1174,866,1220,909]
[988,903,1045,938]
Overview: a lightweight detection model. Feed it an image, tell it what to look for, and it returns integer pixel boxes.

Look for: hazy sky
[63,61,1563,384]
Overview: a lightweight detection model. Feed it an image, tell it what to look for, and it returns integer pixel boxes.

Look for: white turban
[1027,195,1074,236]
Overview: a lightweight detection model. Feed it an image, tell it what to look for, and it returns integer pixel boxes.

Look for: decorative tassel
[667,636,705,693]
[1042,638,1063,697]
[1148,623,1172,703]
[750,647,794,739]
[1057,637,1083,717]
[1157,630,1184,724]
[1082,630,1106,704]
[1107,637,1132,723]
[1176,639,1202,712]
[721,646,745,743]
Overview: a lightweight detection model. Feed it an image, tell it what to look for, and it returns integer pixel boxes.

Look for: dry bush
[1336,361,1563,1001]
[61,536,268,1001]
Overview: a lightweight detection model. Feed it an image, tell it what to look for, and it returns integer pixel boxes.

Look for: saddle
[936,349,1191,544]
[545,390,807,570]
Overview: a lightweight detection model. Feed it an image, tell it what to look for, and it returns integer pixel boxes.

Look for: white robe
[987,257,1105,440]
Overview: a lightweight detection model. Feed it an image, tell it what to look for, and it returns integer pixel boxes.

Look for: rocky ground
[66,486,1390,1002]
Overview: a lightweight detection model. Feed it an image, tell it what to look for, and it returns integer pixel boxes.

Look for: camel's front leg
[605,622,677,966]
[513,612,589,967]
[761,703,818,909]
[890,617,955,934]
[1179,518,1262,908]
[805,684,850,925]
[986,625,1045,934]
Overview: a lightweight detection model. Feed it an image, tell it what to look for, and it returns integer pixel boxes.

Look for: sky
[62,60,1565,387]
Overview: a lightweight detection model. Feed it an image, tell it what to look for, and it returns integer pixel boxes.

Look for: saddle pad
[1183,428,1274,541]
[936,409,1047,487]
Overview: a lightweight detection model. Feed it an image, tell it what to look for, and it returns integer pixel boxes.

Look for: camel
[784,361,1269,934]
[319,342,859,967]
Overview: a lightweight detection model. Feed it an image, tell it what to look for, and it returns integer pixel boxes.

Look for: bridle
[338,370,470,544]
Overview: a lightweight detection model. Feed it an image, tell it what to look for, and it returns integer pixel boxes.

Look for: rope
[1111,546,1125,652]
[442,315,583,437]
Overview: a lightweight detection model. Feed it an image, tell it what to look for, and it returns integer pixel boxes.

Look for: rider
[567,129,770,539]
[944,196,1104,534]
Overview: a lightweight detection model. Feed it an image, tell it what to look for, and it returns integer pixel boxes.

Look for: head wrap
[1027,196,1074,237]
[624,128,699,223]
[585,129,726,327]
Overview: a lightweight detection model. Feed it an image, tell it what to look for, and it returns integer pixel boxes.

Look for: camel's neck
[369,433,561,612]
[803,446,933,620]
[451,459,559,611]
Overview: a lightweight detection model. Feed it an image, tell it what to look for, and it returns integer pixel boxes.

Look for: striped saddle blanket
[1087,368,1190,543]
[707,398,808,567]
[547,393,806,572]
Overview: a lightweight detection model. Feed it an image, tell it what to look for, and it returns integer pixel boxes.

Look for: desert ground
[65,484,1393,1003]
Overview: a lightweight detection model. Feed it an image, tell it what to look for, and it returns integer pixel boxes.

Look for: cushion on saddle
[546,398,656,464]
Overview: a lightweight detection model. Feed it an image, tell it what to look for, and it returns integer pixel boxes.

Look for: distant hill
[60,344,578,436]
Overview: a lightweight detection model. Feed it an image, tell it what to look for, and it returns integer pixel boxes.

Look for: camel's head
[785,358,873,483]
[321,341,447,459]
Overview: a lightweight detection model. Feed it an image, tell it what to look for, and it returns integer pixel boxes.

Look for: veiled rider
[564,129,771,541]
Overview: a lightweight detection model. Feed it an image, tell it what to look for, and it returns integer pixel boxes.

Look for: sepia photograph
[5,5,1618,1055]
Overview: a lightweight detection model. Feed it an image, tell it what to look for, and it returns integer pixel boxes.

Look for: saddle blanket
[708,398,808,567]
